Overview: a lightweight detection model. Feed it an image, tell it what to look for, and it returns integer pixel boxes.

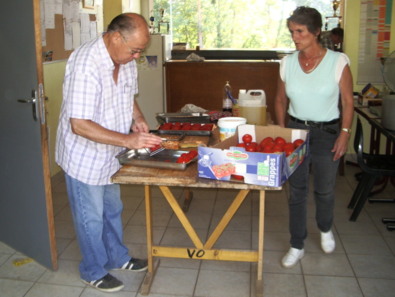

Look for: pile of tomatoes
[176,150,198,163]
[237,134,304,156]
[159,122,213,131]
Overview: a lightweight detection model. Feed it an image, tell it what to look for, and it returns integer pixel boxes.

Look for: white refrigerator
[135,34,172,129]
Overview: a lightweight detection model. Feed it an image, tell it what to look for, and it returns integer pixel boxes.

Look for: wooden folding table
[112,162,281,297]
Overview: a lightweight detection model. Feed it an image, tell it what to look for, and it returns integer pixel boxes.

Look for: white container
[382,94,395,130]
[238,89,267,125]
[218,117,247,141]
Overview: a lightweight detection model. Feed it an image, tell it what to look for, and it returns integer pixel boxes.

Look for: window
[152,0,338,51]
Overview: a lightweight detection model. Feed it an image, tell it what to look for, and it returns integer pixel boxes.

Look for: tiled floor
[1,165,395,297]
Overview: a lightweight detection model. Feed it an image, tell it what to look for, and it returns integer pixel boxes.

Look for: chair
[348,117,395,222]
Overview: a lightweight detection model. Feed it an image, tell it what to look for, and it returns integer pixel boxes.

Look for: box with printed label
[198,124,309,187]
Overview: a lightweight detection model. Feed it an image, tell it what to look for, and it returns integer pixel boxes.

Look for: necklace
[300,50,323,73]
[301,50,322,66]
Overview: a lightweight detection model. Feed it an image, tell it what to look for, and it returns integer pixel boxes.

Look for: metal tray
[155,129,212,136]
[156,112,211,124]
[116,148,197,170]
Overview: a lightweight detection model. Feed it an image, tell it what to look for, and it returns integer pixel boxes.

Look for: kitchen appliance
[135,34,172,129]
[382,51,395,131]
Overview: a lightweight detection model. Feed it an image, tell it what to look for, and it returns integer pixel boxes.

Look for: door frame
[33,0,58,270]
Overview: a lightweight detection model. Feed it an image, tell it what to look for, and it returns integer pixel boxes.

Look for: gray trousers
[287,120,340,250]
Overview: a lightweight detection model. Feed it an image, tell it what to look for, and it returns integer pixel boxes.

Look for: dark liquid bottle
[222,81,233,113]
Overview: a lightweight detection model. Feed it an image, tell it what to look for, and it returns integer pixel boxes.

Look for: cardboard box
[198,125,309,187]
[357,95,382,106]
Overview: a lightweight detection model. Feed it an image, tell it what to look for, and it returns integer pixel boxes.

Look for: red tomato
[242,134,253,144]
[259,137,274,148]
[262,144,274,153]
[272,145,284,153]
[284,147,294,157]
[160,123,172,130]
[191,124,201,130]
[236,143,246,148]
[283,142,295,151]
[201,124,212,131]
[274,137,286,146]
[181,125,191,130]
[293,139,304,148]
[187,150,198,158]
[246,144,257,152]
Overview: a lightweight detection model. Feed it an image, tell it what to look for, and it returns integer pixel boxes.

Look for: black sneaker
[117,258,148,272]
[82,273,124,293]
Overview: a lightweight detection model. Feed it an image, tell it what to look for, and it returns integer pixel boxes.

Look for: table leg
[141,185,156,295]
[256,190,265,297]
[182,187,193,212]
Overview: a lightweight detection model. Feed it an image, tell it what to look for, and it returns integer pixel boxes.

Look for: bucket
[218,117,247,141]
[238,90,267,125]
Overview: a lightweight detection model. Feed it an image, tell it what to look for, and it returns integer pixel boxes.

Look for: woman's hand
[331,131,350,161]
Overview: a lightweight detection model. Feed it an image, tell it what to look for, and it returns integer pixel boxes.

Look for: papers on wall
[40,0,99,51]
[357,0,392,84]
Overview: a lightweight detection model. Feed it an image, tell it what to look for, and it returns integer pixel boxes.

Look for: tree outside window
[152,0,335,51]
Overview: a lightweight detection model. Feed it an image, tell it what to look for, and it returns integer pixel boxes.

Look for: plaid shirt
[56,35,138,185]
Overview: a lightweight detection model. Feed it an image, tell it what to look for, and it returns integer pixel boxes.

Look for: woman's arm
[331,64,354,161]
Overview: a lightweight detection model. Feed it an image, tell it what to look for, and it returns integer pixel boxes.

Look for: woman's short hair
[287,6,322,36]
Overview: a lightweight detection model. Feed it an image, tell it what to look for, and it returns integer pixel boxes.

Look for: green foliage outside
[152,0,334,50]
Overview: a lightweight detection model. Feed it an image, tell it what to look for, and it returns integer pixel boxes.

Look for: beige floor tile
[358,277,395,297]
[38,259,83,287]
[24,283,83,297]
[348,254,395,279]
[200,259,250,272]
[195,269,250,297]
[208,229,251,250]
[340,234,393,255]
[301,253,354,277]
[54,220,76,239]
[210,213,251,231]
[304,275,363,297]
[260,273,306,297]
[168,212,212,229]
[59,239,81,261]
[149,267,198,296]
[0,254,47,281]
[123,225,166,245]
[160,227,208,247]
[0,278,34,297]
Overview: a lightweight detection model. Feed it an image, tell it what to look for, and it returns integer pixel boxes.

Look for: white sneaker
[321,230,335,254]
[281,247,304,268]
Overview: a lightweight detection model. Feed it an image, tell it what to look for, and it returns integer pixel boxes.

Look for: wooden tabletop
[111,162,281,191]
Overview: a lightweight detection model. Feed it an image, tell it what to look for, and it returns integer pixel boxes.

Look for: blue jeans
[287,120,340,249]
[65,174,130,281]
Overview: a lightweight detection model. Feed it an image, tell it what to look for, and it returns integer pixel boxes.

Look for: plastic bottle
[222,81,233,113]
